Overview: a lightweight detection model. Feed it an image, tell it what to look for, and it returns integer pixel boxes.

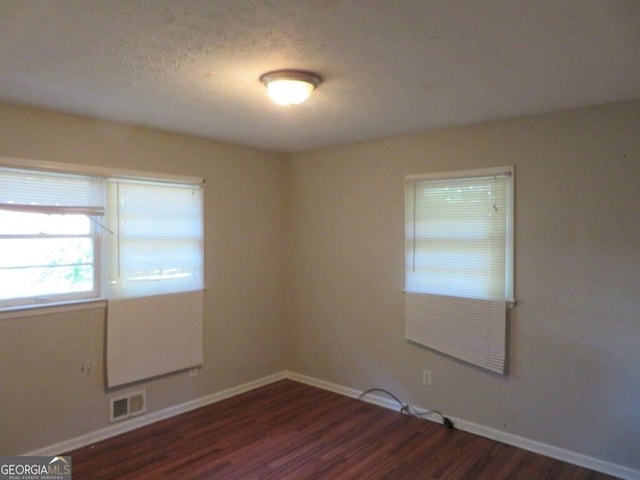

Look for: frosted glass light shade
[260,70,320,106]
[266,79,314,105]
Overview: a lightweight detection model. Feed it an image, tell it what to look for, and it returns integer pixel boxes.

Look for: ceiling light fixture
[260,70,321,106]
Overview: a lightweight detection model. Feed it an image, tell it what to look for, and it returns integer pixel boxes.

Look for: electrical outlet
[189,367,198,378]
[422,369,432,386]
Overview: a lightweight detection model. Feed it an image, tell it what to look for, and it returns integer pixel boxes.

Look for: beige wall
[0,103,289,454]
[287,101,640,471]
[1,100,639,472]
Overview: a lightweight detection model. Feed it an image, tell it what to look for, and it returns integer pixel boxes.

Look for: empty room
[0,1,638,479]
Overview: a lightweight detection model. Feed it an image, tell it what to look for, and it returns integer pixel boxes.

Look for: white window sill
[0,299,107,320]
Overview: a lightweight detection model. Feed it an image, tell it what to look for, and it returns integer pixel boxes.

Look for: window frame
[0,207,101,309]
[104,177,205,299]
[404,165,515,305]
[404,165,515,374]
[0,156,204,312]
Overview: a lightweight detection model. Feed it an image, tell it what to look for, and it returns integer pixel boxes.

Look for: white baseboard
[26,370,640,480]
[287,371,640,480]
[25,371,287,457]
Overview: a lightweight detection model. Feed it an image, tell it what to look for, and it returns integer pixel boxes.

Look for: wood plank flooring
[66,379,620,479]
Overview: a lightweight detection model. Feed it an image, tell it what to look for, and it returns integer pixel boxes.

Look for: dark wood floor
[66,379,619,479]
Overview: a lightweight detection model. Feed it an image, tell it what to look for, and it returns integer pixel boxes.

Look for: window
[0,159,205,387]
[0,168,104,308]
[105,178,204,299]
[404,166,514,373]
[0,164,204,309]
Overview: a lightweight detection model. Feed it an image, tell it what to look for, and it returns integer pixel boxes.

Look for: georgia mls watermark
[0,456,71,480]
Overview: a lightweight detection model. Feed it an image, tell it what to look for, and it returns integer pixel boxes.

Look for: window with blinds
[0,168,104,308]
[104,178,204,387]
[105,179,204,299]
[0,159,205,387]
[404,166,514,374]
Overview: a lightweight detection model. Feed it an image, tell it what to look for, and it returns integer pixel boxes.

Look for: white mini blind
[105,178,204,386]
[405,167,513,374]
[107,290,204,387]
[0,167,104,213]
[106,179,204,298]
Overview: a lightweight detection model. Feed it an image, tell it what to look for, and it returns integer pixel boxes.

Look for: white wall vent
[109,389,146,423]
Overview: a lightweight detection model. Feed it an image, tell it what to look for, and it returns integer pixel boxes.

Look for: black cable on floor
[357,387,454,429]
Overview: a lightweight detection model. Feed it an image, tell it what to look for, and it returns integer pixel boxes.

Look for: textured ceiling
[1,0,639,153]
